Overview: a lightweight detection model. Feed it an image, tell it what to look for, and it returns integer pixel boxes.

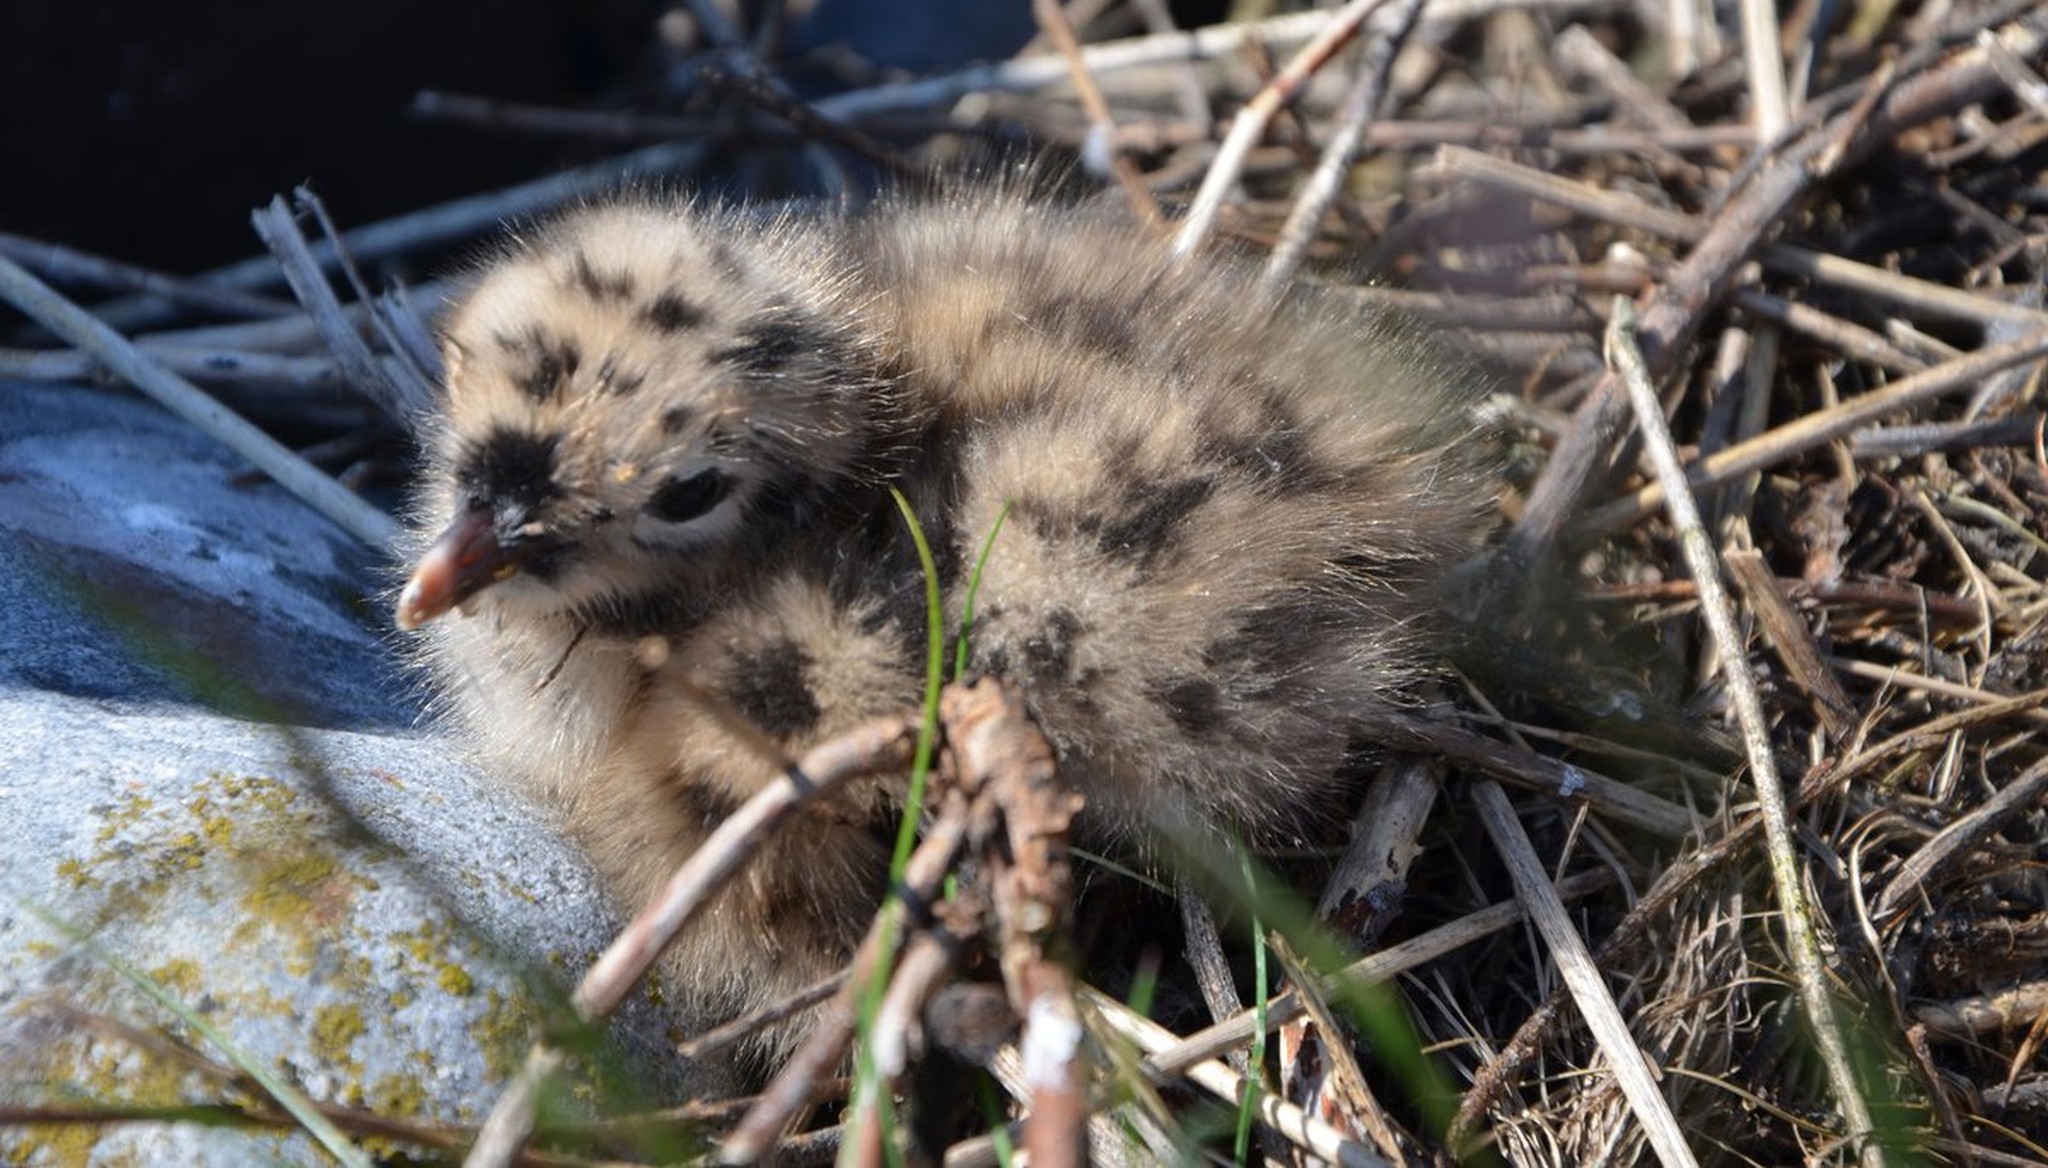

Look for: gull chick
[397,191,1496,1072]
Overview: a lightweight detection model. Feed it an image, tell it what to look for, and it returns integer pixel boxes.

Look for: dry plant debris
[4,1,2048,1164]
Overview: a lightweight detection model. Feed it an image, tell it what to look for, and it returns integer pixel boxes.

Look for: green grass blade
[887,486,946,873]
[846,488,950,1168]
[1233,852,1269,1165]
[953,500,1012,681]
[19,901,374,1168]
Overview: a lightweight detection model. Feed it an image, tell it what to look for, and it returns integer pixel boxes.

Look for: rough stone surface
[0,381,693,1165]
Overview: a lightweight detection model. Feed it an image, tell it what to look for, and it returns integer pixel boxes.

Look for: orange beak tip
[393,505,511,632]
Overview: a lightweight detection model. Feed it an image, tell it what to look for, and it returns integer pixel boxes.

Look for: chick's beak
[395,504,517,630]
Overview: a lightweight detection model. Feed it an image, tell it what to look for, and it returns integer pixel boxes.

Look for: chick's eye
[646,469,729,523]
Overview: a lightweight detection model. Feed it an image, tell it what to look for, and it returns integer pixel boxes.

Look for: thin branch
[465,712,919,1168]
[1606,297,1885,1168]
[0,252,396,548]
[1032,0,1166,227]
[1470,780,1700,1168]
[1579,328,2048,534]
[1172,0,1396,259]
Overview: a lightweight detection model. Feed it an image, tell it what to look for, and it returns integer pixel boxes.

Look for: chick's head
[396,204,886,630]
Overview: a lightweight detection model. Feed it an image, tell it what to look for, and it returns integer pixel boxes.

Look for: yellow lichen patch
[182,794,235,848]
[7,1120,98,1167]
[6,1028,218,1164]
[237,853,339,925]
[52,857,94,891]
[311,1003,366,1071]
[146,958,202,997]
[89,789,157,847]
[391,921,482,1001]
[435,964,474,996]
[367,1072,428,1116]
[469,988,539,1082]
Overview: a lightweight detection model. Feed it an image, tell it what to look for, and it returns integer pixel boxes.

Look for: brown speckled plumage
[398,190,1496,1073]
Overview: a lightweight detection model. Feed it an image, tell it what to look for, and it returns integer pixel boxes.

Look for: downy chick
[397,191,1496,1073]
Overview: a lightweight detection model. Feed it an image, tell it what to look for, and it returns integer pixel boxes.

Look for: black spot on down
[712,317,817,375]
[724,637,823,738]
[1096,475,1216,566]
[1153,676,1226,736]
[518,335,580,402]
[457,426,559,517]
[644,290,707,333]
[571,253,634,301]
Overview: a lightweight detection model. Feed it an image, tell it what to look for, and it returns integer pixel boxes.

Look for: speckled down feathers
[403,190,1496,1071]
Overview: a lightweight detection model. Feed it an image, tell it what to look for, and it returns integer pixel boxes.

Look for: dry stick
[869,914,976,1084]
[722,806,971,1162]
[1875,755,2048,920]
[848,929,961,1166]
[411,90,749,141]
[1269,934,1404,1162]
[1915,981,2048,1042]
[820,0,1596,127]
[1455,688,2048,1143]
[950,678,1088,1168]
[1759,244,2048,330]
[1348,286,1596,331]
[1109,116,1754,157]
[694,62,930,187]
[250,196,425,429]
[1554,25,1696,136]
[0,231,294,320]
[1031,0,1166,228]
[676,972,847,1061]
[1825,657,2048,730]
[1086,989,1394,1168]
[1730,288,1927,374]
[0,252,396,549]
[1739,0,1792,138]
[1436,143,2048,335]
[291,187,441,419]
[1262,0,1426,285]
[1178,887,1245,1064]
[1977,25,2048,116]
[0,345,360,392]
[1850,413,2048,458]
[1379,714,1696,838]
[1607,298,1883,1168]
[1470,781,1699,1168]
[1432,143,1700,240]
[93,140,710,335]
[1171,0,1397,259]
[1482,14,2048,621]
[1316,757,1440,937]
[1909,489,2009,630]
[1150,869,1613,1077]
[463,713,918,1168]
[1298,758,1443,1161]
[1724,549,1858,740]
[133,278,455,354]
[1578,329,2048,534]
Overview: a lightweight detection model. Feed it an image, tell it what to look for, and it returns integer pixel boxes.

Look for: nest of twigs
[4,1,2046,1165]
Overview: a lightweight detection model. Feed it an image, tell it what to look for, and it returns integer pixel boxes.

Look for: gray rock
[0,379,405,729]
[0,381,695,1165]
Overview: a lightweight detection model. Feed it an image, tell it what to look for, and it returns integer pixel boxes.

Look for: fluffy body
[404,191,1495,1072]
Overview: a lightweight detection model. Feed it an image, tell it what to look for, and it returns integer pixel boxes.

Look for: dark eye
[646,469,729,523]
